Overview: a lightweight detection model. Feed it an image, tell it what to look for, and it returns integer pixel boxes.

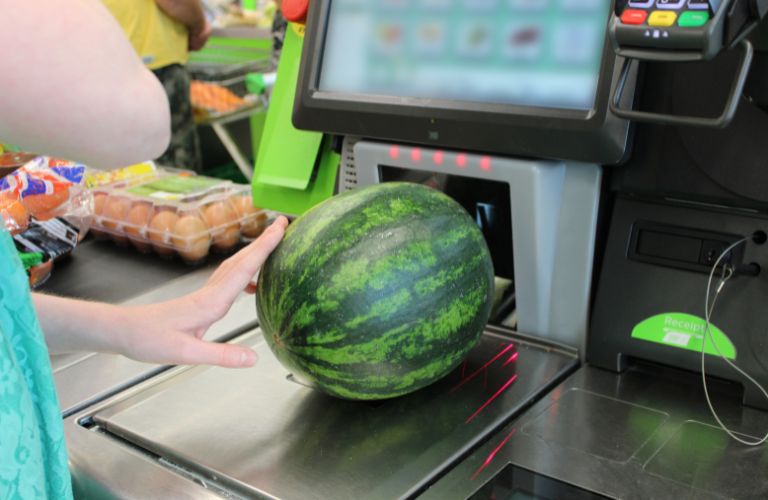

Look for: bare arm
[155,0,207,35]
[33,217,288,368]
[0,0,170,167]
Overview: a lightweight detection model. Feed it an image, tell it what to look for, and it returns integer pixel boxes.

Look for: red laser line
[465,374,519,424]
[470,428,517,481]
[502,351,519,367]
[451,343,515,393]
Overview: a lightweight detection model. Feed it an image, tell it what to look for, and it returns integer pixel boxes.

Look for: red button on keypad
[621,9,649,25]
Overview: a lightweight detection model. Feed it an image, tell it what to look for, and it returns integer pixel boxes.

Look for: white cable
[702,237,768,446]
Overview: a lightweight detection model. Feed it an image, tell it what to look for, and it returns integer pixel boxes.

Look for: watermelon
[255,182,495,400]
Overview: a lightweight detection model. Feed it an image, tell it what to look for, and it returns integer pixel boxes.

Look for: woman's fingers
[174,336,258,368]
[208,217,287,285]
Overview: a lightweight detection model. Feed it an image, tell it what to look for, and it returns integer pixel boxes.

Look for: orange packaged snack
[0,156,91,237]
[0,192,29,234]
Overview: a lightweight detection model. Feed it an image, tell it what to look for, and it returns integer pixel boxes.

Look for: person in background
[0,1,286,498]
[101,0,212,172]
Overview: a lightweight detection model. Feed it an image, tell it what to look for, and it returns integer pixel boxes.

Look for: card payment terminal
[610,0,768,126]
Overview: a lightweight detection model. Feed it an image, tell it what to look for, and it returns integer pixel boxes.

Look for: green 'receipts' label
[632,313,736,359]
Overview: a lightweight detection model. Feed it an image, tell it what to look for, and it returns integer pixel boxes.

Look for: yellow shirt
[101,0,189,69]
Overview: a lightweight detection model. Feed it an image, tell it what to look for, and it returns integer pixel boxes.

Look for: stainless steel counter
[64,328,577,499]
[423,363,768,499]
[46,237,259,417]
[44,237,227,303]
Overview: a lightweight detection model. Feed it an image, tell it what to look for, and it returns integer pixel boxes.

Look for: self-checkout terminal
[61,0,768,498]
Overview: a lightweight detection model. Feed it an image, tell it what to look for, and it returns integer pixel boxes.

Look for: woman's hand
[35,216,289,368]
[117,215,288,367]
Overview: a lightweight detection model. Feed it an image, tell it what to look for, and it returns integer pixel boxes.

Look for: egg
[232,195,268,238]
[124,202,152,252]
[148,209,179,257]
[201,201,240,252]
[172,215,211,263]
[102,197,129,245]
[93,193,108,214]
[91,192,109,238]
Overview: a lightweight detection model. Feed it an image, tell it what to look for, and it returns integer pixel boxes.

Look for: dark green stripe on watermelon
[256,182,495,400]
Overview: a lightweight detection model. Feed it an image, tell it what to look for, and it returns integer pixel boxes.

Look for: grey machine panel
[66,328,578,499]
[589,195,768,408]
[424,364,768,500]
[347,140,602,352]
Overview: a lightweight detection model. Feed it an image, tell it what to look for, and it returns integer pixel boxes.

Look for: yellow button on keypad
[648,11,677,27]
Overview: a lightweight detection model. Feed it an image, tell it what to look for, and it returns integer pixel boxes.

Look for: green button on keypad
[678,11,710,27]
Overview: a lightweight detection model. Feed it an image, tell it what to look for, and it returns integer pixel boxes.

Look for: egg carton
[91,171,274,264]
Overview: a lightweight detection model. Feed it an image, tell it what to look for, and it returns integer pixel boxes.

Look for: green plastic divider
[251,24,338,215]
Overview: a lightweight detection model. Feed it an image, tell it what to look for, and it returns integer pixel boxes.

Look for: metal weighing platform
[64,327,577,499]
[424,364,768,500]
[52,241,768,499]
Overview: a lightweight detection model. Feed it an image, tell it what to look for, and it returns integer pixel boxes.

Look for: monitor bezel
[293,0,632,165]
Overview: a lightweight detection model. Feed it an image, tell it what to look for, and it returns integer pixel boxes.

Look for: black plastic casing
[292,0,634,165]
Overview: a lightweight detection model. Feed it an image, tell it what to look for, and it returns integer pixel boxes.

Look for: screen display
[319,0,611,111]
[378,167,514,280]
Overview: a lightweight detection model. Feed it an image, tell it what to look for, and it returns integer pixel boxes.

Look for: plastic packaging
[19,249,53,289]
[84,161,157,189]
[0,156,93,236]
[14,217,81,288]
[90,169,273,264]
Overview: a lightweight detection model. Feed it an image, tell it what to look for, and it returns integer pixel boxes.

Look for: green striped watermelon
[256,182,495,400]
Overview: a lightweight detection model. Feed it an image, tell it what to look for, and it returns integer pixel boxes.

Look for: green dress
[0,230,73,499]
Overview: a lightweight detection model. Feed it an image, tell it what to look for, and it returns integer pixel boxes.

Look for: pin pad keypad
[620,1,716,28]
[612,0,725,57]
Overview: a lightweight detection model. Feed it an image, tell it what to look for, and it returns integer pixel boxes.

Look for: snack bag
[0,191,29,233]
[17,250,53,289]
[14,217,79,288]
[0,156,90,235]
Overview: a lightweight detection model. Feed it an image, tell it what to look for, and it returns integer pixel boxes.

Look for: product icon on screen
[503,24,543,62]
[374,22,405,57]
[458,22,493,59]
[553,22,600,65]
[416,23,448,57]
